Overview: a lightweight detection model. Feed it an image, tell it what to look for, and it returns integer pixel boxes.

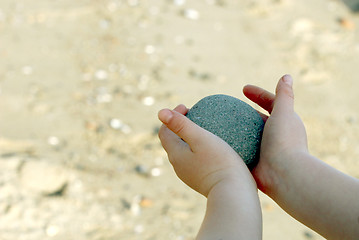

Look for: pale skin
[158,74,359,240]
[158,104,262,240]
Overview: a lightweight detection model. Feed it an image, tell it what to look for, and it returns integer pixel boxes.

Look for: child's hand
[243,74,308,194]
[159,105,262,239]
[244,75,359,240]
[158,104,255,197]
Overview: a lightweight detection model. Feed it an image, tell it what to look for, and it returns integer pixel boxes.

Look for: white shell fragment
[142,96,155,106]
[183,9,200,20]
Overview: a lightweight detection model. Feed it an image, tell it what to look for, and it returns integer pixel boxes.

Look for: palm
[243,79,307,193]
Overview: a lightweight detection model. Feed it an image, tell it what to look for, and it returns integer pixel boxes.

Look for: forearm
[268,151,359,239]
[196,177,262,240]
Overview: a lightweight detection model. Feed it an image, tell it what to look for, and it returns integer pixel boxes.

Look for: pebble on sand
[19,160,68,196]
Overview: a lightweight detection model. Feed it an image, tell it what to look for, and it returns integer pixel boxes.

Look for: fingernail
[282,74,293,86]
[159,109,173,124]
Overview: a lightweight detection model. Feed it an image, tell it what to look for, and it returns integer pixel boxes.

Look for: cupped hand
[158,104,255,197]
[243,75,308,194]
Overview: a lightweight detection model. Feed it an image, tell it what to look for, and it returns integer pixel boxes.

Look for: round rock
[19,160,68,196]
[186,94,264,168]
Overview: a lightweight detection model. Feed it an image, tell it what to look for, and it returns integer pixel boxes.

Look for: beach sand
[0,0,359,239]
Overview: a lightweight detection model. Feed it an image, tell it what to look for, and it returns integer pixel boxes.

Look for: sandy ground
[1,0,359,239]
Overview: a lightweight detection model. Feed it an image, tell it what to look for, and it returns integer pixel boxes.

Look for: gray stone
[186,94,264,168]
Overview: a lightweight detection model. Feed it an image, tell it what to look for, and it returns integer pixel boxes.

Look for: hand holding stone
[243,75,308,193]
[186,94,264,169]
[158,105,253,197]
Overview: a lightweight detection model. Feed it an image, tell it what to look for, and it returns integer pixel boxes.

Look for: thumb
[272,74,294,114]
[158,108,206,148]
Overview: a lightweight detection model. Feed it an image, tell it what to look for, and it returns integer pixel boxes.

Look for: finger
[158,104,191,156]
[158,124,190,156]
[272,74,294,115]
[173,104,189,115]
[243,84,275,113]
[158,108,206,149]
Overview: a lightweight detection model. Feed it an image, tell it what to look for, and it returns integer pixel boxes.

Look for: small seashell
[145,45,156,55]
[142,96,155,106]
[290,18,314,36]
[150,167,161,177]
[109,118,132,134]
[134,224,144,234]
[182,9,200,20]
[47,136,60,146]
[96,87,112,103]
[22,66,33,75]
[131,195,142,216]
[173,0,186,6]
[109,118,123,130]
[95,69,108,80]
[46,225,60,237]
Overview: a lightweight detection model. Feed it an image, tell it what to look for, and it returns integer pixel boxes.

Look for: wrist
[255,149,311,198]
[205,167,257,198]
[198,169,262,240]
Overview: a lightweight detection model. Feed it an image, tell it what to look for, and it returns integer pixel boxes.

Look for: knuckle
[286,88,294,100]
[277,84,294,100]
[158,125,168,142]
[169,115,187,135]
[258,90,267,101]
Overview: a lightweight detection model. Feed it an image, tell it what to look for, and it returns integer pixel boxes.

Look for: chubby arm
[158,105,262,240]
[272,151,359,240]
[243,75,359,240]
[197,177,262,240]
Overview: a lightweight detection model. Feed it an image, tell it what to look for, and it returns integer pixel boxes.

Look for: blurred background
[0,0,359,239]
